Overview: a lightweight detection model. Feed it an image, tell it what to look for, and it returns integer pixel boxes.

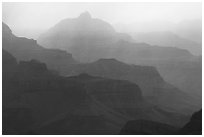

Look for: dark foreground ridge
[178,109,202,135]
[120,109,202,135]
[3,49,192,135]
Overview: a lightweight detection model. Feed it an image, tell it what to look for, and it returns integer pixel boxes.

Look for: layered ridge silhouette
[3,49,190,134]
[37,12,196,63]
[2,11,202,135]
[36,13,201,101]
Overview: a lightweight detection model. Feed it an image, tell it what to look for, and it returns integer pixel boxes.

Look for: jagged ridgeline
[37,12,195,63]
[2,22,77,75]
[1,49,193,135]
[36,12,202,102]
[2,11,202,135]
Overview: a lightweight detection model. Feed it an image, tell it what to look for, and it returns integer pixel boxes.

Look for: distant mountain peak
[78,11,92,20]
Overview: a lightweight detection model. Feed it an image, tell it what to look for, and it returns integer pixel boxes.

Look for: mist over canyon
[2,2,202,135]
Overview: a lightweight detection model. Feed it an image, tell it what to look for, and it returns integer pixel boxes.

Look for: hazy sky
[3,2,202,37]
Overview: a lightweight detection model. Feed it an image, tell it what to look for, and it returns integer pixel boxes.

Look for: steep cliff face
[2,23,77,75]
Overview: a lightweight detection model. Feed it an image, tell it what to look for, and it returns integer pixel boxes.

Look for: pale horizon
[3,2,202,36]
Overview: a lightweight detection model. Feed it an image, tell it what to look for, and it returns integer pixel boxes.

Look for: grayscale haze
[2,2,202,39]
[2,2,202,135]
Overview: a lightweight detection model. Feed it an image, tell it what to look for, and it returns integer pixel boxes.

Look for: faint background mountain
[174,19,202,44]
[132,31,201,55]
[114,19,202,44]
[38,12,132,52]
[37,12,197,63]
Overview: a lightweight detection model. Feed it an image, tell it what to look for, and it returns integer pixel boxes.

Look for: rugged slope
[2,49,85,134]
[67,58,165,96]
[3,50,188,134]
[2,50,139,134]
[2,22,77,75]
[67,58,200,114]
